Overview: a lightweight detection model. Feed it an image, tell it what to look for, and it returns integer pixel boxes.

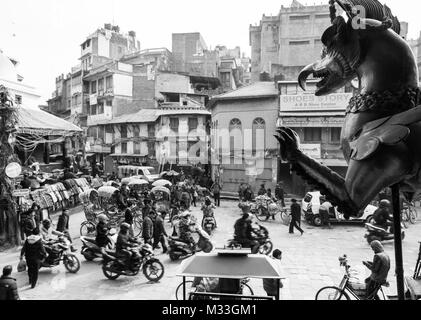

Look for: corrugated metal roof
[17,107,82,135]
[211,82,278,101]
[158,109,211,116]
[98,109,159,125]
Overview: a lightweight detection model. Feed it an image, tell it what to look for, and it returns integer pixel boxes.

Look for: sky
[1,0,421,104]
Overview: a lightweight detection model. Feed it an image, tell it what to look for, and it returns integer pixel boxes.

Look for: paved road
[1,200,420,300]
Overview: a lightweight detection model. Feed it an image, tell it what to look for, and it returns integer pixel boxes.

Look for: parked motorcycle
[227,224,273,255]
[168,225,213,261]
[364,223,405,244]
[202,216,216,235]
[102,243,165,281]
[42,237,80,273]
[80,228,118,261]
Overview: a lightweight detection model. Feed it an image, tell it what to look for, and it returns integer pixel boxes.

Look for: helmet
[379,199,391,208]
[97,214,108,223]
[120,222,131,231]
[42,219,51,228]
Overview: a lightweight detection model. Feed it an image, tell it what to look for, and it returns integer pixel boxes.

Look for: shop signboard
[280,93,353,112]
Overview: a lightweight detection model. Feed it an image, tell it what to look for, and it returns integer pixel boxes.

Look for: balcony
[87,106,113,126]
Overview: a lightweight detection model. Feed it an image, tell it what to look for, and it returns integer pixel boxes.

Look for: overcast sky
[1,0,421,104]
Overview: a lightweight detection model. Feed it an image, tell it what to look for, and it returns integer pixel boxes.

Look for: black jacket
[290,203,301,221]
[143,216,154,240]
[95,222,110,248]
[116,233,136,251]
[0,276,20,300]
[56,213,69,232]
[153,216,168,238]
[21,235,47,262]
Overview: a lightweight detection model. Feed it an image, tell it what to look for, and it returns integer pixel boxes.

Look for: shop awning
[16,107,82,136]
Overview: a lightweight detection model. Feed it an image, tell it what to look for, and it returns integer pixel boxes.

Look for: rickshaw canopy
[128,179,149,186]
[177,252,284,280]
[151,186,171,195]
[98,186,119,198]
[159,170,180,178]
[121,177,134,185]
[153,179,172,187]
[79,189,99,204]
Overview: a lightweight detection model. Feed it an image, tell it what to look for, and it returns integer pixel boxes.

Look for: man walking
[263,249,283,299]
[142,212,154,246]
[20,228,47,289]
[212,181,221,207]
[0,266,20,300]
[289,199,304,236]
[151,212,168,254]
[275,182,285,207]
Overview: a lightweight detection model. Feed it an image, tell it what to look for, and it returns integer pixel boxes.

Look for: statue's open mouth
[313,69,331,89]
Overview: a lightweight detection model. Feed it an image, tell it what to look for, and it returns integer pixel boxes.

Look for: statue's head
[298,0,401,96]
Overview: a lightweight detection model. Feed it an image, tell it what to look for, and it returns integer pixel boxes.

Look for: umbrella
[121,177,133,185]
[151,186,171,195]
[106,181,121,188]
[128,179,149,186]
[98,186,119,198]
[153,179,172,187]
[159,170,180,178]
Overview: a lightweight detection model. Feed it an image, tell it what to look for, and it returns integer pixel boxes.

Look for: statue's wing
[349,106,421,161]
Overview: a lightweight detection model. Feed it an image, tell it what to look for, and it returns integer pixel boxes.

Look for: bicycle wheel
[280,210,291,226]
[133,216,143,237]
[254,207,266,222]
[175,281,196,300]
[80,221,96,237]
[315,286,350,300]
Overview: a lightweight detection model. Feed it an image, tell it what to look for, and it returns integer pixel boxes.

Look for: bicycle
[175,278,254,300]
[402,201,417,225]
[315,255,389,300]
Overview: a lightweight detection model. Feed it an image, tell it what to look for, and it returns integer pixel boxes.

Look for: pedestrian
[0,265,20,300]
[275,182,285,207]
[151,212,168,254]
[124,208,134,237]
[258,184,267,196]
[56,209,77,252]
[319,197,332,229]
[263,249,283,299]
[238,183,245,202]
[20,228,47,289]
[142,212,154,246]
[289,199,304,235]
[21,209,37,238]
[363,240,391,299]
[243,185,254,202]
[212,181,221,207]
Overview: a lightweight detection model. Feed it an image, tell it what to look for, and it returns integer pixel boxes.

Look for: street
[1,200,420,300]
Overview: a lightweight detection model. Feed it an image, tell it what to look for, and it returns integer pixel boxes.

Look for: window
[134,142,141,154]
[188,117,198,131]
[83,82,90,94]
[120,125,127,138]
[148,124,155,137]
[98,126,105,141]
[220,72,231,88]
[90,104,97,115]
[229,118,242,131]
[148,141,155,157]
[106,100,113,107]
[106,76,113,90]
[289,40,311,46]
[289,15,310,20]
[315,14,331,19]
[229,119,242,162]
[252,118,266,156]
[170,118,179,132]
[91,81,97,94]
[97,101,104,114]
[331,127,342,143]
[98,78,104,92]
[105,125,113,134]
[133,125,140,138]
[304,128,322,142]
[121,142,127,154]
[15,95,22,105]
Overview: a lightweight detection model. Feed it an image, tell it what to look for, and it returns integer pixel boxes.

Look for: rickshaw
[97,186,120,214]
[79,189,100,236]
[128,179,149,198]
[175,249,284,300]
[151,186,171,219]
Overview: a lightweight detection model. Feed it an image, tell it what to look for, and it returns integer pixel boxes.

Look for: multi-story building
[249,1,331,82]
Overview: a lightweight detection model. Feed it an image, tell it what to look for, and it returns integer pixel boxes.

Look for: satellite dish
[5,162,22,179]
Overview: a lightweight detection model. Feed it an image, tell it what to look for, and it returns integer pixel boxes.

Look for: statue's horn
[298,63,315,91]
[356,18,383,28]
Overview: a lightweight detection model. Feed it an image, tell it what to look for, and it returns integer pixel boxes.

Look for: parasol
[152,179,172,187]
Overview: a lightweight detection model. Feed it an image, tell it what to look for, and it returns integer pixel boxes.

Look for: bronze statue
[276,0,421,218]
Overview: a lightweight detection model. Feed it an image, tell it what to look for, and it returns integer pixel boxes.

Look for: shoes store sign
[280,93,353,111]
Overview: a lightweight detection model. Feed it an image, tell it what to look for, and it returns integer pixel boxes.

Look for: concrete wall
[97,34,110,58]
[155,73,193,98]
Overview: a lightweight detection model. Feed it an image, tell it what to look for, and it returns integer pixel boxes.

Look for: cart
[176,249,284,300]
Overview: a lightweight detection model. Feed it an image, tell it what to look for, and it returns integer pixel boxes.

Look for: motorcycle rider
[233,214,260,254]
[178,211,196,250]
[96,214,111,251]
[363,240,390,299]
[201,196,217,229]
[372,200,394,232]
[115,222,139,270]
[40,219,65,260]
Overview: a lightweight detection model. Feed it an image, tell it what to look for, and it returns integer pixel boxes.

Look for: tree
[0,85,21,246]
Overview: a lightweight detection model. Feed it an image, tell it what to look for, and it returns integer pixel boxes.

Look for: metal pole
[391,184,405,300]
[183,276,186,300]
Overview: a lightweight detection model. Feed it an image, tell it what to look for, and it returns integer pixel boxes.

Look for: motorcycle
[168,224,213,261]
[80,228,118,261]
[102,242,165,281]
[227,224,273,255]
[202,216,216,235]
[364,223,405,244]
[41,237,81,273]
